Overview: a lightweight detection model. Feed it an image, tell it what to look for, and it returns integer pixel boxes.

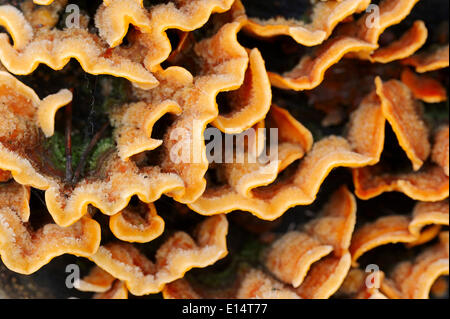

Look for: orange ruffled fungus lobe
[111,21,249,203]
[375,77,430,171]
[213,48,272,134]
[0,4,158,90]
[190,84,386,220]
[163,269,302,299]
[353,78,449,201]
[33,0,55,4]
[85,215,228,296]
[109,202,165,244]
[348,0,421,49]
[370,20,428,64]
[77,266,117,293]
[225,1,378,92]
[350,201,449,265]
[263,0,426,91]
[344,0,427,62]
[95,0,234,56]
[0,70,184,227]
[0,19,249,227]
[76,266,128,299]
[3,0,237,89]
[403,44,450,73]
[165,186,357,300]
[401,68,447,103]
[336,268,388,299]
[381,232,449,299]
[94,281,128,299]
[268,36,377,91]
[241,0,370,46]
[353,164,449,202]
[264,186,355,296]
[0,0,445,300]
[0,181,101,275]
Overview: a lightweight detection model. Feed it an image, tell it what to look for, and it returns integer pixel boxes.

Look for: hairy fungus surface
[268,36,377,91]
[403,44,450,73]
[0,4,158,89]
[191,87,386,220]
[344,0,422,57]
[86,215,228,296]
[165,187,356,299]
[0,0,448,300]
[109,202,165,244]
[94,280,129,299]
[77,266,117,293]
[432,126,449,176]
[375,77,430,171]
[0,69,185,226]
[401,68,447,103]
[263,0,426,91]
[353,77,449,201]
[163,269,301,299]
[96,0,234,59]
[213,48,272,134]
[380,232,449,299]
[77,265,129,299]
[112,21,249,203]
[0,19,249,226]
[336,268,388,299]
[350,200,449,264]
[370,20,428,64]
[0,169,12,182]
[0,181,101,274]
[241,0,370,47]
[353,164,449,201]
[263,187,355,297]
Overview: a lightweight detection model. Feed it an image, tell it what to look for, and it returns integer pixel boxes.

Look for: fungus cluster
[0,0,448,299]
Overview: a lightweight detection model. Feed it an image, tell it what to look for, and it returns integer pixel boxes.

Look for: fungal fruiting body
[0,0,448,299]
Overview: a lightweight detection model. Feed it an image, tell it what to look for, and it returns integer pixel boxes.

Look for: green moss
[45,132,66,171]
[45,132,115,177]
[43,76,126,178]
[87,137,115,171]
[45,132,87,172]
[423,99,449,125]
